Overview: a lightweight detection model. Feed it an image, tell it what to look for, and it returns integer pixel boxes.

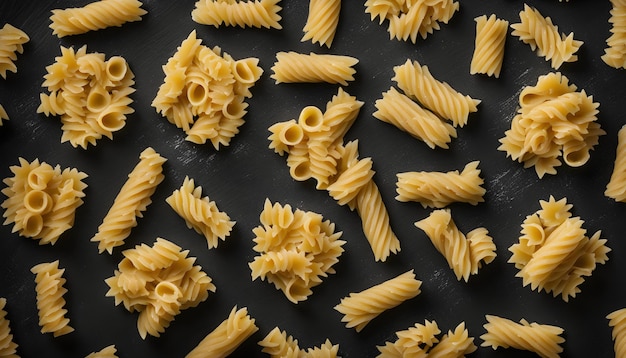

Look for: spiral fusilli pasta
[301,0,341,48]
[85,345,118,358]
[271,52,358,85]
[607,308,626,358]
[0,298,18,358]
[0,23,29,80]
[192,0,282,29]
[31,260,74,337]
[606,125,626,201]
[470,14,508,78]
[258,326,339,357]
[603,0,626,69]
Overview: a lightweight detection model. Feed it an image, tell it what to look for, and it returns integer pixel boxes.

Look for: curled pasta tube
[298,106,326,133]
[21,212,44,237]
[279,121,305,146]
[232,58,262,84]
[152,281,183,315]
[27,165,55,191]
[106,56,129,82]
[186,81,210,108]
[288,157,312,182]
[86,86,112,113]
[96,107,127,134]
[23,190,53,215]
[562,140,590,167]
[222,98,248,120]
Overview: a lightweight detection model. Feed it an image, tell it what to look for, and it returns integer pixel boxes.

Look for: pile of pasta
[249,199,345,303]
[498,72,604,178]
[1,158,87,245]
[508,196,611,301]
[37,45,136,149]
[258,326,339,357]
[105,237,216,339]
[152,30,263,150]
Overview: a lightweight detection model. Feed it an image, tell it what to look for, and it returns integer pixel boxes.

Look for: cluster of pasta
[0,23,29,80]
[498,72,604,178]
[470,14,508,78]
[258,326,339,357]
[192,0,282,29]
[31,260,74,337]
[271,52,358,85]
[377,320,476,357]
[85,345,118,358]
[268,88,400,262]
[607,308,626,358]
[152,30,263,150]
[364,0,459,44]
[166,176,235,249]
[415,209,496,282]
[508,196,610,301]
[511,4,582,70]
[480,315,565,358]
[603,0,626,69]
[105,237,216,339]
[0,298,18,358]
[37,45,136,149]
[249,199,345,303]
[301,0,341,48]
[1,158,87,245]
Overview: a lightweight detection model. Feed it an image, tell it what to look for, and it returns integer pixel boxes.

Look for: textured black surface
[0,1,624,357]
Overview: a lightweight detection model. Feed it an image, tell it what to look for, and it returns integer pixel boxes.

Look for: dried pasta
[603,0,626,69]
[393,59,480,128]
[508,196,610,301]
[186,306,258,358]
[192,0,282,29]
[258,326,339,357]
[0,23,29,80]
[249,199,345,303]
[607,308,626,357]
[334,270,422,332]
[270,52,358,85]
[37,45,136,148]
[0,104,7,124]
[85,345,117,358]
[470,14,508,78]
[301,0,341,48]
[376,320,476,358]
[510,4,582,69]
[498,72,604,178]
[606,125,626,201]
[1,157,87,245]
[166,176,235,249]
[414,209,496,282]
[396,161,485,208]
[0,298,18,358]
[91,147,166,254]
[152,31,263,149]
[480,315,564,358]
[31,260,74,337]
[105,237,216,339]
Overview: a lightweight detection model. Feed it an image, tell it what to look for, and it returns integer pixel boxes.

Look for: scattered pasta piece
[249,199,345,303]
[377,320,476,358]
[470,14,508,78]
[186,306,258,358]
[498,72,604,178]
[603,0,626,69]
[0,23,29,80]
[396,161,486,208]
[85,345,118,358]
[480,315,564,358]
[192,0,282,29]
[334,270,421,332]
[508,196,610,301]
[31,260,74,337]
[1,157,87,245]
[511,4,582,69]
[301,0,341,48]
[607,308,626,357]
[152,30,263,149]
[0,298,18,357]
[606,125,626,201]
[105,237,216,339]
[258,326,339,357]
[166,176,235,249]
[415,209,496,282]
[271,52,358,85]
[50,0,146,38]
[0,104,8,124]
[91,147,166,254]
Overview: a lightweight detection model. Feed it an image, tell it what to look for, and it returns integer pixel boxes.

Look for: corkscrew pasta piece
[415,209,496,282]
[91,147,166,254]
[192,0,282,29]
[258,326,339,357]
[470,14,508,78]
[31,261,74,337]
[85,345,118,358]
[396,161,486,208]
[0,298,18,358]
[510,4,582,69]
[480,315,565,358]
[0,23,29,80]
[607,308,626,358]
[301,0,341,48]
[270,52,358,85]
[166,176,235,249]
[334,270,422,332]
[603,0,626,69]
[606,125,626,201]
[186,306,258,358]
[508,196,610,301]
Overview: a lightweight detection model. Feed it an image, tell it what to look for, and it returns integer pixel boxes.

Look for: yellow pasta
[393,59,480,128]
[85,345,118,358]
[270,52,358,85]
[480,315,564,358]
[334,270,422,332]
[301,0,341,48]
[0,23,29,80]
[606,125,626,201]
[186,306,258,358]
[415,209,496,281]
[0,104,7,124]
[470,14,508,78]
[510,4,582,69]
[166,176,235,249]
[607,308,626,357]
[603,0,626,69]
[91,147,166,254]
[258,326,339,357]
[192,0,282,29]
[50,0,146,38]
[31,260,74,337]
[0,298,18,358]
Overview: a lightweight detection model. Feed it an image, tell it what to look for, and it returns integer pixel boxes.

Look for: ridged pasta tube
[0,23,29,79]
[85,345,118,358]
[606,125,626,201]
[470,14,508,78]
[334,270,422,332]
[191,0,282,29]
[602,0,626,69]
[258,326,339,357]
[271,52,358,85]
[301,0,341,48]
[607,308,626,358]
[0,298,18,358]
[31,261,74,337]
[49,0,146,38]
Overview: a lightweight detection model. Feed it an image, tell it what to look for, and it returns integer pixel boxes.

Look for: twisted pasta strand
[470,14,508,78]
[301,0,341,48]
[192,0,282,29]
[31,261,74,337]
[271,52,358,85]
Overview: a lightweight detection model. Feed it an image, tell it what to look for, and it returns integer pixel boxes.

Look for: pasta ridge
[603,0,626,68]
[470,14,508,78]
[301,0,341,48]
[0,24,29,79]
[271,52,358,85]
[0,298,18,358]
[31,261,74,337]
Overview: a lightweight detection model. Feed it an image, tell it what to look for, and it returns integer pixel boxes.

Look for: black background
[0,1,624,357]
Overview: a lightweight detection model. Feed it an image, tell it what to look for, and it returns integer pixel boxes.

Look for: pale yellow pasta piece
[0,104,7,124]
[607,308,626,357]
[0,23,29,80]
[301,0,341,48]
[606,125,626,201]
[470,14,508,78]
[31,260,74,337]
[85,345,118,358]
[192,0,282,29]
[0,298,18,358]
[271,52,358,85]
[258,326,339,358]
[334,270,421,332]
[50,0,146,38]
[602,0,626,69]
